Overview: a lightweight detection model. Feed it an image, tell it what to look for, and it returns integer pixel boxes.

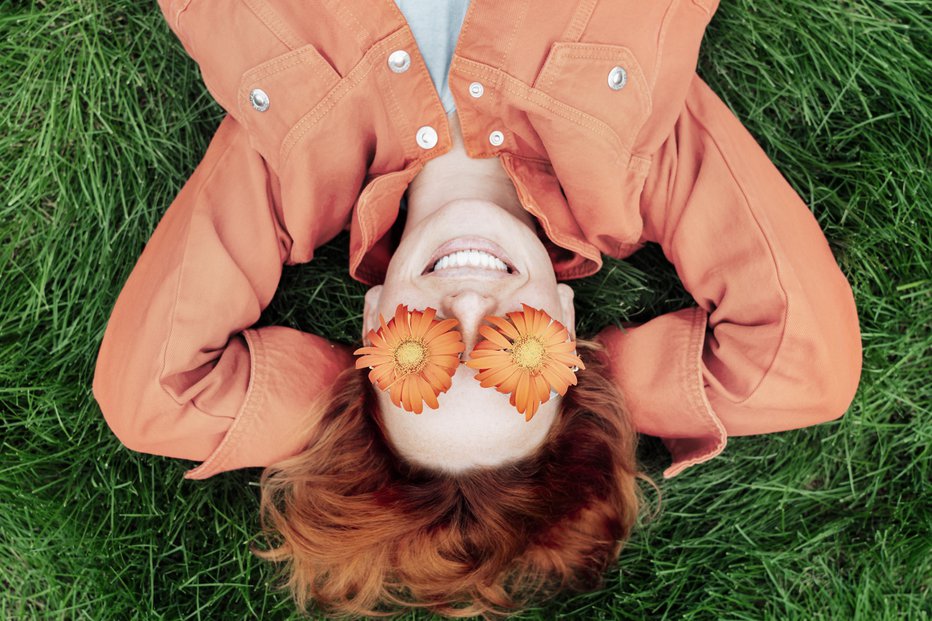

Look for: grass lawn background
[1,0,929,619]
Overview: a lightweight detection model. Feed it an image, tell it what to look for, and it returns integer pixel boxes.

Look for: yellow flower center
[511,336,546,371]
[394,339,427,374]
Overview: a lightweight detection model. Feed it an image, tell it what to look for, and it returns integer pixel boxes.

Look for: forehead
[375,364,560,472]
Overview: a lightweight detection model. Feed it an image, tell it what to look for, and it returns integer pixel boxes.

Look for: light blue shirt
[393,0,471,114]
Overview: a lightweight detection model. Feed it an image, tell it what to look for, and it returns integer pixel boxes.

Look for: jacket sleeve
[595,74,863,478]
[92,113,353,480]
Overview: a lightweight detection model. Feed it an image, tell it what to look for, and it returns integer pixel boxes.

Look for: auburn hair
[253,337,660,618]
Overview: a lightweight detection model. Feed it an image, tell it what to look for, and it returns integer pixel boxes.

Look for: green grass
[1,0,929,619]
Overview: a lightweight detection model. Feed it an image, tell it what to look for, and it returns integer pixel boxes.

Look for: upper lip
[422,236,519,275]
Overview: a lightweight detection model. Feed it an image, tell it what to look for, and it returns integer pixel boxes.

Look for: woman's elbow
[92,360,156,454]
[815,321,863,423]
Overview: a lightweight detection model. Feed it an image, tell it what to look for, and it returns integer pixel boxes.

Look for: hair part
[253,338,660,618]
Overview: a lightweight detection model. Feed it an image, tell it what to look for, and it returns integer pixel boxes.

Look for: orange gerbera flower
[354,304,465,414]
[465,303,585,421]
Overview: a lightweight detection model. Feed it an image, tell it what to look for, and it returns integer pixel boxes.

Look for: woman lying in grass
[93,0,863,617]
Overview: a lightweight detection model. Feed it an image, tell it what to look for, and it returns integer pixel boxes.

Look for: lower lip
[424,236,516,274]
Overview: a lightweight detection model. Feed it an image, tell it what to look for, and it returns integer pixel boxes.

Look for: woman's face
[362,111,576,473]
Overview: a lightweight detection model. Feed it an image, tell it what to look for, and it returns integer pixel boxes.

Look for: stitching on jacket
[517,83,630,159]
[458,59,631,157]
[497,0,529,70]
[242,0,304,51]
[546,46,654,119]
[378,28,447,163]
[534,45,559,92]
[280,29,409,164]
[685,80,791,405]
[281,62,376,163]
[685,306,723,437]
[662,307,727,478]
[351,166,420,284]
[451,0,477,60]
[556,263,600,280]
[240,45,340,85]
[379,66,416,161]
[236,45,342,144]
[652,0,677,94]
[321,0,370,49]
[159,122,240,408]
[186,327,264,478]
[501,154,603,269]
[560,0,599,43]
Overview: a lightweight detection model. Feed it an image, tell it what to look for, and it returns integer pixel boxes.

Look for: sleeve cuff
[182,328,265,480]
[182,327,353,480]
[596,306,727,478]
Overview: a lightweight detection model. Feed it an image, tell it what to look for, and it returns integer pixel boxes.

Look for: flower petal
[400,376,413,412]
[541,320,569,345]
[485,315,521,341]
[548,352,585,369]
[355,354,393,369]
[380,313,401,348]
[467,352,514,372]
[427,354,460,373]
[532,373,551,405]
[524,396,539,422]
[423,363,453,392]
[389,378,404,409]
[544,361,578,393]
[515,372,530,415]
[413,307,436,338]
[416,375,438,408]
[527,306,547,335]
[471,338,503,352]
[540,364,571,395]
[428,332,466,355]
[546,340,577,353]
[507,309,528,335]
[369,363,396,386]
[478,324,513,350]
[407,377,423,414]
[498,367,524,394]
[423,317,460,342]
[475,362,521,387]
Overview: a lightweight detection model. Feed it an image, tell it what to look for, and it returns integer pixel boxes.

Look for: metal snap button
[489,130,504,146]
[249,88,270,112]
[607,66,628,90]
[468,82,484,98]
[388,50,411,73]
[416,125,438,149]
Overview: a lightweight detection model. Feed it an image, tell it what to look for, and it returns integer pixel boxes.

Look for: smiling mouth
[422,237,519,276]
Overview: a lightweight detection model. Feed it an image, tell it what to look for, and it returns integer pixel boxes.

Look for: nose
[439,290,498,355]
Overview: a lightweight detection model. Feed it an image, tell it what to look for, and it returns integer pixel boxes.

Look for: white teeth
[432,249,509,272]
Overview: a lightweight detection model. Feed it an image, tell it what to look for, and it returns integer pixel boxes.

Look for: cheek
[378,281,432,318]
[516,284,568,325]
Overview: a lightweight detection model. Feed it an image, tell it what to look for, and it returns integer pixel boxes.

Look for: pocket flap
[533,42,652,151]
[236,44,342,169]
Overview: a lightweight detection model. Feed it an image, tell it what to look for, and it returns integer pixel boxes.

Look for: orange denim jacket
[92,0,863,481]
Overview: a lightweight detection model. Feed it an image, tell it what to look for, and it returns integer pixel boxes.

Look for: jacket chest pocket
[532,42,652,156]
[236,44,343,170]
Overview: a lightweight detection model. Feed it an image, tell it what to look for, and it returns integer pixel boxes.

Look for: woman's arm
[596,74,863,478]
[93,114,352,480]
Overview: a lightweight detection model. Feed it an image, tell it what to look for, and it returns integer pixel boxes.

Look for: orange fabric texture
[93,0,862,480]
